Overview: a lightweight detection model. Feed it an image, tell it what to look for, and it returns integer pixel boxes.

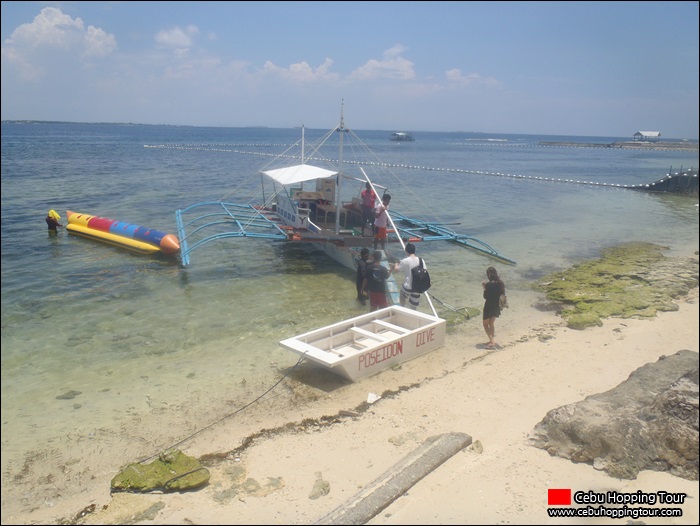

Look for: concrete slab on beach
[315,432,472,525]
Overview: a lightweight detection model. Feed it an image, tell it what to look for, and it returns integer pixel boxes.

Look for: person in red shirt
[360,182,376,236]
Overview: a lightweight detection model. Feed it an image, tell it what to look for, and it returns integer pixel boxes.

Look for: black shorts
[483,302,500,320]
[362,206,374,224]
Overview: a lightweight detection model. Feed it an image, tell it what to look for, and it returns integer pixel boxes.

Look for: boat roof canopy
[262,164,338,185]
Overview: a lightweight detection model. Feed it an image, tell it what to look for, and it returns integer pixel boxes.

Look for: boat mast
[301,125,305,191]
[335,101,348,234]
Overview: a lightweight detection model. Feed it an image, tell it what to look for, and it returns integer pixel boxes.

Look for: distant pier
[539,140,698,151]
[536,141,698,195]
[634,170,698,196]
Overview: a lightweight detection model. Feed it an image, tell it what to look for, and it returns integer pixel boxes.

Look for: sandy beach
[4,263,699,525]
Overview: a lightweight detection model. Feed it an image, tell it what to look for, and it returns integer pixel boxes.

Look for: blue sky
[1,1,698,138]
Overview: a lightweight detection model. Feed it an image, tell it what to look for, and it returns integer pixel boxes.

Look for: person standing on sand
[482,266,505,348]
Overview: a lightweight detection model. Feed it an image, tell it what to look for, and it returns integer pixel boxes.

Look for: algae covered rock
[111,449,210,493]
[537,242,698,329]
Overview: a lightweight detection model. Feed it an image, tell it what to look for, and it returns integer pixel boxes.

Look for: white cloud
[155,26,200,49]
[4,7,84,49]
[83,26,117,58]
[1,7,116,80]
[383,44,408,59]
[261,58,339,83]
[348,45,415,81]
[0,44,39,81]
[445,68,502,88]
[3,7,116,56]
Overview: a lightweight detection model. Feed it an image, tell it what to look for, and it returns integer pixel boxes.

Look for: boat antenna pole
[360,167,438,317]
[301,125,305,191]
[335,100,348,235]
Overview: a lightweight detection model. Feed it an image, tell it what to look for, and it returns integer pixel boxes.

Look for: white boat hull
[279,306,446,382]
[313,241,360,271]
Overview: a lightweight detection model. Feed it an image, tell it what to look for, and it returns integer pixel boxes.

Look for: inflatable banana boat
[66,210,180,256]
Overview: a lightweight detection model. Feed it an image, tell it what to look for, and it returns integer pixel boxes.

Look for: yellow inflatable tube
[66,210,180,256]
[66,223,161,254]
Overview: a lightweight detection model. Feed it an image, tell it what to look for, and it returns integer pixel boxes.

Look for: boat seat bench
[350,327,391,341]
[282,340,345,364]
[371,319,410,333]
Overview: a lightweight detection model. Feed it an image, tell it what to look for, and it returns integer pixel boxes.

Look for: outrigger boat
[174,103,515,309]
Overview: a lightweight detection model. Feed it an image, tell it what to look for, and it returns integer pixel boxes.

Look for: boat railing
[175,201,290,266]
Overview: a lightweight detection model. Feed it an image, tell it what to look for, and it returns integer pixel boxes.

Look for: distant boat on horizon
[390,132,415,142]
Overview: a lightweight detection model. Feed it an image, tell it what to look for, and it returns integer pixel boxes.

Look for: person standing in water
[45,210,63,233]
[393,242,423,310]
[355,248,370,305]
[367,250,389,311]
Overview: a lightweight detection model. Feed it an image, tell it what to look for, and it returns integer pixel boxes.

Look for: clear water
[1,122,697,515]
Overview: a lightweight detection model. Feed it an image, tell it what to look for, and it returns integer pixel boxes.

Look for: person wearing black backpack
[367,250,389,311]
[393,243,424,310]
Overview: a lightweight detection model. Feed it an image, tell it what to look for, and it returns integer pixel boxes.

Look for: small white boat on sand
[279,306,446,382]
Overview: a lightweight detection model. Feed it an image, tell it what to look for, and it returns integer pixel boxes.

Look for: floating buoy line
[144,143,697,191]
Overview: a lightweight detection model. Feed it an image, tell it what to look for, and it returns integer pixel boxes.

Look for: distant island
[1,120,271,129]
[2,121,697,147]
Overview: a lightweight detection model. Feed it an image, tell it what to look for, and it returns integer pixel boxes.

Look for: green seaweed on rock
[537,242,698,330]
[111,449,210,493]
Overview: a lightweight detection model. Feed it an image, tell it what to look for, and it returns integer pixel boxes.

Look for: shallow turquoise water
[1,122,697,515]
